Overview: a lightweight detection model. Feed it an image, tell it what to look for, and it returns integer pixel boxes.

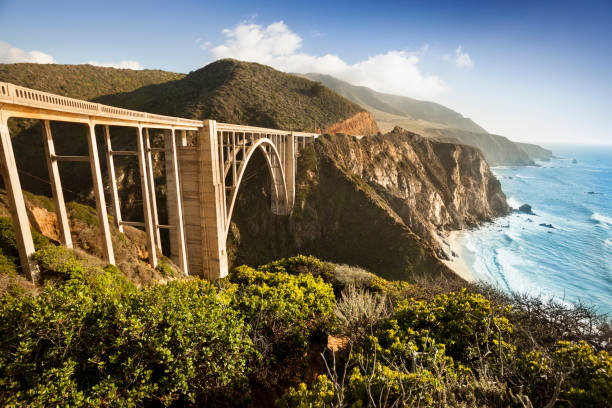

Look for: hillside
[303,73,553,165]
[0,63,184,101]
[303,73,486,133]
[96,59,378,134]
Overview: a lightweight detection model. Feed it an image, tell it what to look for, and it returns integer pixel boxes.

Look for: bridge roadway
[0,81,317,282]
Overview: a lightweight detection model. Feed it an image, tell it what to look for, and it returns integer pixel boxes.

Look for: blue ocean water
[455,145,612,315]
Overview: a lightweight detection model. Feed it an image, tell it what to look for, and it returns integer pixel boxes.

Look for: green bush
[225,265,335,387]
[553,341,612,407]
[388,289,514,364]
[0,252,253,407]
[257,254,335,282]
[0,217,50,273]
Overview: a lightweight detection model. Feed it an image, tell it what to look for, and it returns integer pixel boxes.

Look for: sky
[0,0,611,144]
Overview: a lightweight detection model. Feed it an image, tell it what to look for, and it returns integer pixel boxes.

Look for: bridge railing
[216,122,318,138]
[0,81,202,128]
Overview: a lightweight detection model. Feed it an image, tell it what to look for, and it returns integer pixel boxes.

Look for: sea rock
[519,204,534,214]
[572,159,578,164]
[539,223,555,229]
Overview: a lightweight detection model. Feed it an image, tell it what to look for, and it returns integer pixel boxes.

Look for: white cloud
[454,46,473,69]
[0,41,55,64]
[210,21,448,98]
[88,60,143,70]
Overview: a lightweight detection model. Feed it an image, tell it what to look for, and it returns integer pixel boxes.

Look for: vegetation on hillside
[95,59,367,132]
[1,240,609,407]
[0,63,184,101]
[302,73,486,133]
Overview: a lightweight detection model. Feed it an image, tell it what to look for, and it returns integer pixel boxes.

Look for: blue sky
[1,0,611,144]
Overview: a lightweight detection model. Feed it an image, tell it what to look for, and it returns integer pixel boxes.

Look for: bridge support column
[0,113,40,283]
[41,120,72,248]
[165,129,188,274]
[198,120,228,279]
[86,121,115,265]
[104,125,123,232]
[284,132,296,211]
[144,129,161,249]
[136,125,158,268]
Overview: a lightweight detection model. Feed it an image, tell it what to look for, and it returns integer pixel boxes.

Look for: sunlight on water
[456,145,612,314]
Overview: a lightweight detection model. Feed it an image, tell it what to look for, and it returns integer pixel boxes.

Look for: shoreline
[441,230,475,282]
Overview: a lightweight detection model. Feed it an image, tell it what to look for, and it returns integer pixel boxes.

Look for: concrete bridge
[0,82,317,283]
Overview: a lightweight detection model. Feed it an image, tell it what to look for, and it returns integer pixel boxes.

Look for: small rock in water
[539,223,555,229]
[526,218,533,222]
[518,204,534,215]
[572,159,578,164]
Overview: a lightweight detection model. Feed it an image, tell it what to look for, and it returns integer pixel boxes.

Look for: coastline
[441,230,475,282]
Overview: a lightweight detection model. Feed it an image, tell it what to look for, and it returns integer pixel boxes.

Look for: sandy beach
[441,230,475,282]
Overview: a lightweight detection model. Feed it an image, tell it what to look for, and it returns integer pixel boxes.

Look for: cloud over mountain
[0,41,54,64]
[210,21,448,99]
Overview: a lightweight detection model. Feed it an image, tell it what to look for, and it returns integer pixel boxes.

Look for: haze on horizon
[0,0,610,145]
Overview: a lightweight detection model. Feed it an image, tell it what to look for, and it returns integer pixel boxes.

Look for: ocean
[454,144,612,315]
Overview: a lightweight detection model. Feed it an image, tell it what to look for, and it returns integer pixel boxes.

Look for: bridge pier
[86,122,115,265]
[165,128,188,274]
[0,112,40,283]
[136,125,158,268]
[41,120,72,248]
[197,120,228,279]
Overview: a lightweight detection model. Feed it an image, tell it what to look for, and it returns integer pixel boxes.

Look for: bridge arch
[223,137,288,240]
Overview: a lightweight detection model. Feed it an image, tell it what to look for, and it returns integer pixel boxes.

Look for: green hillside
[96,59,366,132]
[0,63,184,101]
[303,73,486,133]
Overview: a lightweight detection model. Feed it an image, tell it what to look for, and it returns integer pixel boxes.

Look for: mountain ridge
[302,72,553,165]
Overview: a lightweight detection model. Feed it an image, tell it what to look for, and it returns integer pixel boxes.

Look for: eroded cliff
[228,128,509,281]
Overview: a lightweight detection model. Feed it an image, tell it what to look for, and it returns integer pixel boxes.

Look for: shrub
[257,254,335,282]
[331,264,377,291]
[553,341,612,407]
[0,217,49,272]
[388,289,514,364]
[0,253,253,407]
[225,265,335,387]
[334,285,389,343]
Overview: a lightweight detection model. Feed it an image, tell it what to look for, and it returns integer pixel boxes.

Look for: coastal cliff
[229,127,509,280]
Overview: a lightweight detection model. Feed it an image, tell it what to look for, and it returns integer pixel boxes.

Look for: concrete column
[178,129,187,147]
[284,132,296,210]
[41,120,72,248]
[198,120,228,279]
[103,125,122,232]
[165,128,188,273]
[144,129,161,249]
[136,125,157,267]
[0,112,40,283]
[86,121,115,265]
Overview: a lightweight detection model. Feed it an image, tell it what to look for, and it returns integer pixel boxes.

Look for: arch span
[224,137,288,240]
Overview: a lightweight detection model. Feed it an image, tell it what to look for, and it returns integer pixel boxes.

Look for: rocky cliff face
[228,128,509,281]
[322,128,509,246]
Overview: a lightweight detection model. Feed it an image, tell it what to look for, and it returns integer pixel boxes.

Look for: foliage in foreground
[0,250,334,407]
[1,249,610,407]
[280,284,612,408]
